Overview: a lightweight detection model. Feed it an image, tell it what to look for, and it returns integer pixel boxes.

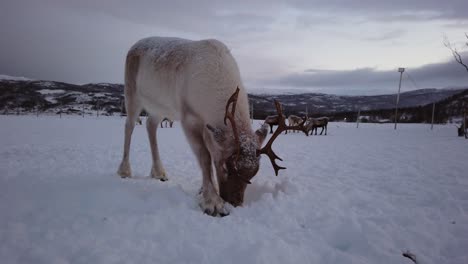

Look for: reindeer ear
[255,123,269,145]
[206,124,226,144]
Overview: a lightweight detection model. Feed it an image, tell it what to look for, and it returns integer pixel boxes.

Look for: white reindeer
[286,115,304,134]
[117,37,306,216]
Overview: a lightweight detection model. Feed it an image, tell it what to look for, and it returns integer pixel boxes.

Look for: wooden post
[394,68,405,130]
[96,100,99,117]
[464,111,467,139]
[82,102,85,118]
[121,99,124,118]
[430,102,435,130]
[251,101,254,123]
[356,109,361,128]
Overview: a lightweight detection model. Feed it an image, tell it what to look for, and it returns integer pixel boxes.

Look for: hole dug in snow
[243,180,295,205]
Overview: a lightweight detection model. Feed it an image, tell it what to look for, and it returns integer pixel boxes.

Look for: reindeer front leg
[146,115,168,181]
[182,121,229,217]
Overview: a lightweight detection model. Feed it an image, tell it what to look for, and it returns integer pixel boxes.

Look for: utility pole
[394,67,405,130]
[250,101,254,123]
[356,109,361,128]
[464,110,467,139]
[121,99,124,117]
[430,102,435,130]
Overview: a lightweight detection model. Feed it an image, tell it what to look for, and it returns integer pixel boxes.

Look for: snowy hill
[250,88,467,116]
[0,76,123,116]
[0,75,466,121]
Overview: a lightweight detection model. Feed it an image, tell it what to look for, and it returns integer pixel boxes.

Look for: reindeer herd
[265,114,329,136]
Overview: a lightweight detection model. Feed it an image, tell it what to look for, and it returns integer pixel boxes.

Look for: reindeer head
[207,87,308,206]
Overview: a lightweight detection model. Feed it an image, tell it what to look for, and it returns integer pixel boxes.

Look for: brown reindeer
[136,117,143,125]
[264,114,285,134]
[456,114,467,138]
[160,117,174,128]
[306,117,329,135]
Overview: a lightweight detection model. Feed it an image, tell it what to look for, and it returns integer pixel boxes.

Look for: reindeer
[160,117,174,128]
[136,117,142,125]
[117,37,307,216]
[264,114,285,134]
[286,115,304,134]
[456,114,467,138]
[306,117,329,135]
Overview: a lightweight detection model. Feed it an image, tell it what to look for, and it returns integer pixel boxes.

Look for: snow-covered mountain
[0,76,123,116]
[1,75,466,119]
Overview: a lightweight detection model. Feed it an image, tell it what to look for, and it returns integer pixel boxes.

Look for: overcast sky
[1,0,467,95]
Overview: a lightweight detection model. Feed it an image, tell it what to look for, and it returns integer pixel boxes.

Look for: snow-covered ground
[1,116,467,264]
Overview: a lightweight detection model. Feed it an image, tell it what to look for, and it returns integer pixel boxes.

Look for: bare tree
[444,33,468,72]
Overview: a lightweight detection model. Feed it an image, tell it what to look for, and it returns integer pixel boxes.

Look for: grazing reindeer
[264,114,285,134]
[306,117,329,135]
[286,115,304,134]
[160,117,174,128]
[117,37,307,216]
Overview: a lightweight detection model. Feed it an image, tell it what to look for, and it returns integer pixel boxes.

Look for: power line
[404,72,420,90]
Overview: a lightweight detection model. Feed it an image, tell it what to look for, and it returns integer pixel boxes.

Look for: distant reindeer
[264,114,285,134]
[306,117,329,135]
[117,36,307,216]
[286,115,304,134]
[160,117,174,128]
[456,115,467,138]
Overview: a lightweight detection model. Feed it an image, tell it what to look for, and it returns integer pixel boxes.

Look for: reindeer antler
[257,100,308,175]
[224,87,241,162]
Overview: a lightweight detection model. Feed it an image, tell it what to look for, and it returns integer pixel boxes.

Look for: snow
[0,74,32,81]
[38,81,56,87]
[93,93,108,98]
[0,116,467,264]
[37,89,66,95]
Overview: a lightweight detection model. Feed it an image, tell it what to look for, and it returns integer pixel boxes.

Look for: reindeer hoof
[150,167,168,181]
[203,208,230,217]
[198,190,230,217]
[117,164,132,178]
[219,211,230,217]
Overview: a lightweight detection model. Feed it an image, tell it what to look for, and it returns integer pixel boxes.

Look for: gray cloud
[363,29,407,42]
[290,0,468,22]
[1,0,467,95]
[273,52,468,95]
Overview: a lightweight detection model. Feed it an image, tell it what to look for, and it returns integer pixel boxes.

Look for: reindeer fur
[117,37,269,216]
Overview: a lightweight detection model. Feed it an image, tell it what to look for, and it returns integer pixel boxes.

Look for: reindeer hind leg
[117,97,142,178]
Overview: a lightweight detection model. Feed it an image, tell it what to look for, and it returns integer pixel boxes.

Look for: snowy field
[1,115,467,264]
